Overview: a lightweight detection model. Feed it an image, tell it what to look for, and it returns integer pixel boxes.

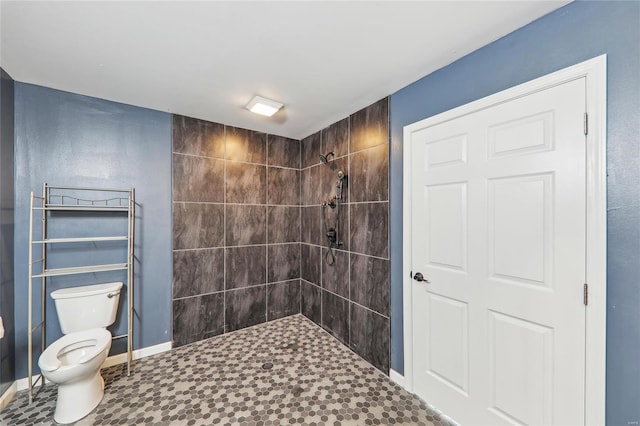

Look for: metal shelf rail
[27,183,135,403]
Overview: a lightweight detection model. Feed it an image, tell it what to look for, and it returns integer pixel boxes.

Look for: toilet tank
[51,282,123,334]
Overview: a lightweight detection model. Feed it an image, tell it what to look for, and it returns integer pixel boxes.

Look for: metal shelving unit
[27,183,135,403]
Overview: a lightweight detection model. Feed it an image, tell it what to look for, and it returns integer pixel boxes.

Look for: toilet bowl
[37,281,122,424]
[39,328,112,424]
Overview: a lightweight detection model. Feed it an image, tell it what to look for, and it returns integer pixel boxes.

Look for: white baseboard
[389,369,407,389]
[101,341,172,369]
[15,374,44,392]
[0,381,18,410]
[12,341,172,394]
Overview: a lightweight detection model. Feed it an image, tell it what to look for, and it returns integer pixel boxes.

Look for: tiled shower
[172,98,390,373]
[172,117,301,347]
[300,98,390,373]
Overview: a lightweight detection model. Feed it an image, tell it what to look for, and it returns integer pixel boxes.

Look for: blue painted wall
[0,68,16,395]
[13,83,172,377]
[389,1,640,424]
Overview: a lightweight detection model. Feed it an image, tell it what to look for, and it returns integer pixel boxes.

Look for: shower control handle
[413,272,430,283]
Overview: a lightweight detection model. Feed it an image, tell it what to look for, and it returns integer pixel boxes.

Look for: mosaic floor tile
[1,315,455,425]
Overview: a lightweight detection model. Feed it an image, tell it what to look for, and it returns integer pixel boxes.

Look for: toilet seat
[39,328,111,372]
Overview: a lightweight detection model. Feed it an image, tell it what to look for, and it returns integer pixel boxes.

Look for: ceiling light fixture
[246,95,283,117]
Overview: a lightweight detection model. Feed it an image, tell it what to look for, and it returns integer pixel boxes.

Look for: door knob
[413,272,430,283]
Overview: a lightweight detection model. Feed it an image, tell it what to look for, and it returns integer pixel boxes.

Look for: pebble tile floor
[1,314,456,425]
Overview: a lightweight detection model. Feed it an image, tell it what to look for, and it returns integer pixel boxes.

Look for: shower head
[319,151,335,164]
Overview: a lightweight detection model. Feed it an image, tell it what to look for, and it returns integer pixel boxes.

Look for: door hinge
[584,112,589,136]
[583,283,589,306]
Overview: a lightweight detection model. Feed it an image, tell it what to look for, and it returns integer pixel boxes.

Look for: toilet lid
[39,328,112,372]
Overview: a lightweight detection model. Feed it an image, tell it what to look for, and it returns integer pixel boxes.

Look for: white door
[409,78,587,425]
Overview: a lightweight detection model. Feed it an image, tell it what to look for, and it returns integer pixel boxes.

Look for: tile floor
[1,315,455,425]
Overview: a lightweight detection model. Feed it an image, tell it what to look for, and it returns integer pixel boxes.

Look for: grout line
[170,116,175,345]
[348,141,389,157]
[386,97,392,366]
[225,157,301,171]
[265,134,270,321]
[174,281,295,301]
[175,201,302,208]
[171,278,304,302]
[172,153,302,172]
[293,242,390,261]
[172,247,224,252]
[171,151,224,161]
[234,202,301,208]
[266,164,301,171]
[266,278,300,285]
[262,204,301,208]
[299,278,302,315]
[303,279,389,321]
[263,279,300,291]
[173,289,225,301]
[319,230,323,328]
[299,139,303,316]
[297,140,386,172]
[172,242,299,252]
[223,125,227,333]
[299,162,323,172]
[319,130,324,329]
[300,200,390,207]
[341,200,390,205]
[347,116,352,348]
[172,201,224,205]
[232,283,263,294]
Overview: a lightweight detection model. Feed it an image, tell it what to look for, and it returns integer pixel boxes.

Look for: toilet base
[53,372,105,424]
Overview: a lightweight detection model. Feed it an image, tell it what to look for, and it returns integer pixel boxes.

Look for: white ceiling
[0,1,570,140]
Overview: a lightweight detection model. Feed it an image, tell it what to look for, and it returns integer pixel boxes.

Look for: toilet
[38,281,123,424]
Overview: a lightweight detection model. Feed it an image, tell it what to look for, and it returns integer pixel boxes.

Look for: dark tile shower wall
[300,98,390,373]
[171,100,389,373]
[172,116,301,347]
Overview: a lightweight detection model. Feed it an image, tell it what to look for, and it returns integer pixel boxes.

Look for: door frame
[402,55,607,425]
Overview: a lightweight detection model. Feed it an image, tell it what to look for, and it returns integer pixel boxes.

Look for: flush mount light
[246,95,283,117]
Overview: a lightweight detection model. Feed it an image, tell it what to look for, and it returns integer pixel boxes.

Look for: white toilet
[38,282,123,424]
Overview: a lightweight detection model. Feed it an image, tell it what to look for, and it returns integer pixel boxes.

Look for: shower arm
[320,151,335,164]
